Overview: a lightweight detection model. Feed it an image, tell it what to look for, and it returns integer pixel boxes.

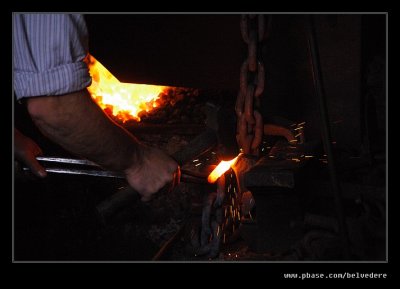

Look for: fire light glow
[207,155,240,183]
[86,54,168,122]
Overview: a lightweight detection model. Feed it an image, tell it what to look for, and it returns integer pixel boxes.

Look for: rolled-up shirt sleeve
[13,14,92,100]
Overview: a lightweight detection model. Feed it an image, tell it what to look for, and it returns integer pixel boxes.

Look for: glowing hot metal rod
[207,154,241,183]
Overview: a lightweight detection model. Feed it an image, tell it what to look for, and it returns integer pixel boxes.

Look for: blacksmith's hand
[124,145,180,202]
[14,128,47,178]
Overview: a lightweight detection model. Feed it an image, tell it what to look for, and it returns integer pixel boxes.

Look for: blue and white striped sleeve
[13,14,92,100]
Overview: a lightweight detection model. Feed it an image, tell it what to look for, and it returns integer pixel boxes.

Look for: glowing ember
[86,54,168,122]
[207,155,240,183]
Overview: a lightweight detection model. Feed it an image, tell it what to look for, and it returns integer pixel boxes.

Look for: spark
[195,163,202,167]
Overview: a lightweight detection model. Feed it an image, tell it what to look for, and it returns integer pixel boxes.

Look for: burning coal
[86,54,169,122]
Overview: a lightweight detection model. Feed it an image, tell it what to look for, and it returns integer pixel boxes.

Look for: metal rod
[307,15,350,259]
[32,157,207,181]
[23,165,206,184]
[23,166,124,178]
[36,156,100,167]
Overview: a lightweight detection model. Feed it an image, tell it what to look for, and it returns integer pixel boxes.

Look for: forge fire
[14,13,387,264]
[87,54,169,122]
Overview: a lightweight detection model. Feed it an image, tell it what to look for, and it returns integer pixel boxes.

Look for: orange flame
[86,54,168,122]
[207,155,240,183]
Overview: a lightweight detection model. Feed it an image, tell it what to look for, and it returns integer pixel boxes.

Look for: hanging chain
[236,14,269,156]
[195,16,270,257]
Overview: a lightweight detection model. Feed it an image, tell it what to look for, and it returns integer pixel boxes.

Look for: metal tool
[21,156,207,184]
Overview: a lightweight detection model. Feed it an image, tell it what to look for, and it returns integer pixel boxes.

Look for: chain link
[236,14,268,156]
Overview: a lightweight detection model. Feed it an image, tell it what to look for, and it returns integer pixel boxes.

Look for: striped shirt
[13,14,92,100]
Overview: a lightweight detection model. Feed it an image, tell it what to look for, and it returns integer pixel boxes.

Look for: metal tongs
[28,156,125,178]
[21,156,207,184]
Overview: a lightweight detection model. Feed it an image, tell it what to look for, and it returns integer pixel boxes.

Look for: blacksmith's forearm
[26,89,142,171]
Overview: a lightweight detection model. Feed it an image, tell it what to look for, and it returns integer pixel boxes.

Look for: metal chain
[236,14,268,156]
[196,16,270,258]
